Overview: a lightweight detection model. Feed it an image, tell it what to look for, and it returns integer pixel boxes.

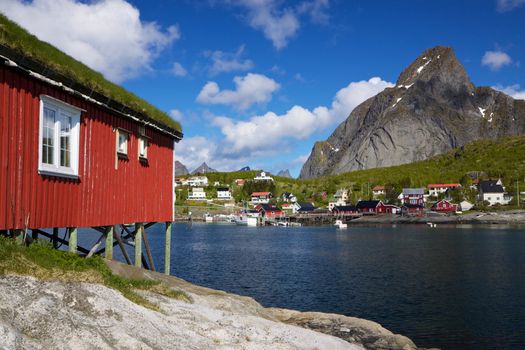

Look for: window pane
[60,114,72,167]
[42,107,55,164]
[118,131,127,154]
[139,138,147,158]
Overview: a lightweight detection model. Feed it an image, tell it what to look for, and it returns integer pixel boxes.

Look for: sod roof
[0,13,182,135]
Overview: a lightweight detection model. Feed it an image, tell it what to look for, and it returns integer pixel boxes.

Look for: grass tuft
[0,237,191,311]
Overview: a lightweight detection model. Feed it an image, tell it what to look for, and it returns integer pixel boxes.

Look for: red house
[431,200,459,213]
[332,205,359,215]
[255,204,283,218]
[356,200,387,215]
[0,16,182,272]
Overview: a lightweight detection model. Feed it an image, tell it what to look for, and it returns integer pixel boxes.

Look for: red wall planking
[0,65,174,230]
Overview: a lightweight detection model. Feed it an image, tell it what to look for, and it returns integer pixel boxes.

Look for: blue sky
[1,0,524,176]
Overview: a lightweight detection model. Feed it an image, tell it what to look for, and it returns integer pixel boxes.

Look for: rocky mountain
[300,46,525,179]
[192,162,217,174]
[175,161,189,176]
[277,169,292,178]
[239,166,251,171]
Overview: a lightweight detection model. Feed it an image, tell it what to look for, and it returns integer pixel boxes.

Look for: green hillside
[181,136,525,207]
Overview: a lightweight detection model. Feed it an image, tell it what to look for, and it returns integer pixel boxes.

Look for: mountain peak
[396,46,472,91]
[277,169,292,178]
[192,162,217,174]
[175,161,189,176]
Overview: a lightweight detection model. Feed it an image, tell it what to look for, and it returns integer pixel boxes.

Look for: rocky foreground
[0,260,422,350]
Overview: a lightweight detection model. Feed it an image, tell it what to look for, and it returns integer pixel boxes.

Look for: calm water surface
[80,223,525,349]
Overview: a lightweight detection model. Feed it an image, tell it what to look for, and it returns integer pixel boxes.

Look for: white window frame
[116,129,129,156]
[138,137,148,160]
[38,95,81,178]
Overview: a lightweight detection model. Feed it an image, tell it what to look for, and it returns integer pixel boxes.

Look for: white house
[328,199,347,211]
[188,176,208,187]
[254,171,274,181]
[188,187,206,200]
[334,189,349,202]
[460,200,474,211]
[216,187,232,200]
[478,179,512,206]
[427,183,461,197]
[372,185,385,198]
[251,192,272,205]
[281,192,297,203]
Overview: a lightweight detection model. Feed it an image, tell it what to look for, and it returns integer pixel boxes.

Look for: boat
[204,213,214,223]
[426,222,437,228]
[334,219,348,229]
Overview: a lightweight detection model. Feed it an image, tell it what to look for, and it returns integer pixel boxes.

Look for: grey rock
[277,169,292,178]
[300,46,525,179]
[191,162,217,174]
[175,160,189,176]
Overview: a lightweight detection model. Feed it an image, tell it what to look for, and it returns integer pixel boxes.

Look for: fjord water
[111,224,525,349]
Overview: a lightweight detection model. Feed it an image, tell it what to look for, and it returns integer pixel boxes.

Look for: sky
[1,0,524,177]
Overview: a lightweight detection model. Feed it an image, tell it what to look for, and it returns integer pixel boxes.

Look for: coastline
[0,259,427,350]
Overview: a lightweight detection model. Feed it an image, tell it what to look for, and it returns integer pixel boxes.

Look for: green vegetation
[0,237,191,310]
[0,14,181,133]
[178,135,525,208]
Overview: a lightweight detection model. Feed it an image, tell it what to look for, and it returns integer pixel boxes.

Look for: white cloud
[172,62,188,77]
[196,73,280,110]
[0,0,180,82]
[206,45,254,75]
[212,77,393,153]
[216,0,329,49]
[493,84,525,100]
[169,109,183,121]
[496,0,525,11]
[481,50,512,71]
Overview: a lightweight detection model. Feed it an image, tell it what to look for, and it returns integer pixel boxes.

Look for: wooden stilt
[114,226,132,265]
[142,227,155,271]
[31,229,38,241]
[52,228,59,249]
[105,226,113,260]
[33,229,89,254]
[134,223,143,268]
[14,229,24,245]
[165,222,172,275]
[69,227,78,254]
[86,233,104,258]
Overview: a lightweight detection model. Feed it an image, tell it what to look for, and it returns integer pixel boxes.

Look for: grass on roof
[0,13,181,133]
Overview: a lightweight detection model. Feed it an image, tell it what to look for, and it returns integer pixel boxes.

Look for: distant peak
[396,46,473,90]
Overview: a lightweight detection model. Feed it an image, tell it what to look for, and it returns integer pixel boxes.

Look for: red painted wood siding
[0,65,174,230]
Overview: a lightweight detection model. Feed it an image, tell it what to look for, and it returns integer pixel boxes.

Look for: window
[38,96,81,178]
[117,129,128,155]
[138,137,148,159]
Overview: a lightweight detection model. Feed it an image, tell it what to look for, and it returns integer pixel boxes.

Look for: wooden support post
[142,227,155,271]
[52,228,59,249]
[69,227,78,254]
[31,229,38,241]
[165,222,172,275]
[14,229,24,245]
[114,227,132,265]
[105,226,113,260]
[134,223,143,268]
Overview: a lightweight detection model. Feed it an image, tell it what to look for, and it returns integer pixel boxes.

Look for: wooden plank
[134,223,143,268]
[142,228,155,271]
[165,222,172,275]
[113,226,132,265]
[33,229,89,254]
[105,226,113,260]
[69,227,78,254]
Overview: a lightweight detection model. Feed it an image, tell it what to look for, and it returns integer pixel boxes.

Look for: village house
[251,192,272,205]
[293,202,316,214]
[281,203,294,212]
[216,187,232,200]
[478,179,512,206]
[431,199,459,213]
[234,179,245,187]
[356,200,387,215]
[460,200,474,211]
[174,178,189,187]
[254,171,274,181]
[255,204,284,218]
[334,189,349,202]
[0,15,181,272]
[188,188,206,201]
[188,176,209,187]
[402,188,426,206]
[281,192,297,203]
[332,205,359,215]
[372,185,386,198]
[427,183,461,197]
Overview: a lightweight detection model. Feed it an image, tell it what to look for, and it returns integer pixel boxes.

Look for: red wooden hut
[431,200,459,213]
[0,15,182,273]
